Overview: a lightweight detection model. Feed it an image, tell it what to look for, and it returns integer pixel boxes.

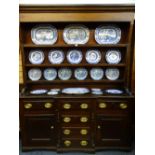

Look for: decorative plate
[105,50,121,64]
[29,50,44,64]
[43,68,57,81]
[74,68,88,80]
[28,68,42,81]
[30,89,47,95]
[48,50,64,64]
[90,68,104,80]
[58,68,72,80]
[63,25,90,45]
[62,87,90,94]
[67,50,83,64]
[85,49,101,64]
[105,89,123,94]
[95,26,121,44]
[105,68,120,80]
[31,25,58,45]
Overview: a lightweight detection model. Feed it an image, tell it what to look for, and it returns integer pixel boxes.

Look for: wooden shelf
[26,79,124,84]
[23,44,128,48]
[25,63,126,67]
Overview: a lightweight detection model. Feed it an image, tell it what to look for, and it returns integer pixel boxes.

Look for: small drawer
[61,139,92,148]
[61,113,91,126]
[23,100,55,112]
[96,100,130,116]
[59,99,93,111]
[61,127,90,139]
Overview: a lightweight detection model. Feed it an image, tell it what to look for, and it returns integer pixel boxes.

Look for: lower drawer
[61,139,92,148]
[61,127,91,139]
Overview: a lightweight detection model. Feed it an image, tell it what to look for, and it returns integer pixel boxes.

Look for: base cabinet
[96,116,132,148]
[22,115,57,149]
[20,97,134,152]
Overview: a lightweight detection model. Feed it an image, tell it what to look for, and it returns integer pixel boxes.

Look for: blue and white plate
[95,26,121,44]
[43,68,57,81]
[29,50,44,64]
[67,50,83,64]
[31,25,58,45]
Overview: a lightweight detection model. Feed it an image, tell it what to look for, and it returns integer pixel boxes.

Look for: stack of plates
[47,88,61,95]
[91,88,103,95]
[62,87,90,95]
[30,89,48,95]
[105,89,123,94]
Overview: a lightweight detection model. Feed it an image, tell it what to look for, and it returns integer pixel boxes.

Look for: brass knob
[64,140,71,147]
[63,117,71,123]
[63,103,71,109]
[80,117,88,123]
[24,103,32,109]
[63,129,71,135]
[97,125,101,129]
[80,140,88,146]
[99,103,107,109]
[80,103,88,109]
[50,126,54,129]
[80,129,88,135]
[44,102,52,109]
[120,103,128,109]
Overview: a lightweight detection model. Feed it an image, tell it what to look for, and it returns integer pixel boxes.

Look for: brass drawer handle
[97,125,101,129]
[63,103,71,109]
[80,117,88,123]
[50,126,54,129]
[80,129,88,135]
[80,140,88,146]
[99,103,107,109]
[120,103,128,109]
[80,103,88,109]
[64,140,71,147]
[44,102,52,109]
[24,103,32,109]
[63,117,71,123]
[63,129,71,135]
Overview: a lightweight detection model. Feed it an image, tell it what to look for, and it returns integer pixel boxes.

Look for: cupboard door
[23,115,56,147]
[96,116,132,148]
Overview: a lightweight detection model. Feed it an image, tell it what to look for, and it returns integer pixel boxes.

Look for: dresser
[19,5,135,153]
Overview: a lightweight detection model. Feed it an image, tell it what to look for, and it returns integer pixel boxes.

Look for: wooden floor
[19,145,135,155]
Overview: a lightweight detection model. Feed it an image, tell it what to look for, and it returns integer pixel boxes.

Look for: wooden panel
[19,51,24,84]
[20,12,134,22]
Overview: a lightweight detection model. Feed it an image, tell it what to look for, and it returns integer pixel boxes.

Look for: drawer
[61,127,91,139]
[58,99,94,111]
[23,100,56,113]
[96,100,130,115]
[61,139,92,148]
[61,113,91,126]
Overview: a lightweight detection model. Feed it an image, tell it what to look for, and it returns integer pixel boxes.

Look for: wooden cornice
[19,5,135,13]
